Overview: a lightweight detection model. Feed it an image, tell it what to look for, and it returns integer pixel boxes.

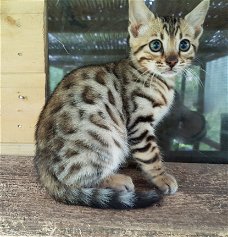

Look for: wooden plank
[0,156,227,236]
[1,117,39,143]
[1,87,45,143]
[0,143,35,156]
[1,87,45,114]
[1,13,45,73]
[1,73,46,88]
[0,18,2,75]
[1,74,45,143]
[0,1,47,145]
[1,0,45,14]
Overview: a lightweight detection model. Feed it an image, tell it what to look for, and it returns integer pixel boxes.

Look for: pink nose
[166,55,178,68]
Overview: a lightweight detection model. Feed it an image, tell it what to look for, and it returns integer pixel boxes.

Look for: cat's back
[49,62,123,106]
[39,63,118,115]
[35,62,126,147]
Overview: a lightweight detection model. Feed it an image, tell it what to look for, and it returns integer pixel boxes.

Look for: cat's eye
[149,40,162,52]
[179,39,190,52]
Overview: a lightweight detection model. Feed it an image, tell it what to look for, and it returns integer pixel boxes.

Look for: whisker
[194,57,203,64]
[132,68,150,85]
[128,58,147,72]
[149,72,156,89]
[133,68,151,89]
[199,67,207,74]
[187,68,204,89]
[140,70,150,77]
[193,58,208,76]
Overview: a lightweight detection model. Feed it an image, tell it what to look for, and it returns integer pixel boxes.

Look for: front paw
[153,173,178,194]
[99,174,135,192]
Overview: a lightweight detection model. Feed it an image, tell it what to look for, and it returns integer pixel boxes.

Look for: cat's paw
[99,174,135,192]
[153,173,178,195]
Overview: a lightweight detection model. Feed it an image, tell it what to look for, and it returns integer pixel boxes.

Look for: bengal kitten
[35,0,209,209]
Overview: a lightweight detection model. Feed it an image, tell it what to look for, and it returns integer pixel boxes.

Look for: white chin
[161,71,178,77]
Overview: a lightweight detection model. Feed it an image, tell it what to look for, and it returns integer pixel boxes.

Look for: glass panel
[47,0,228,163]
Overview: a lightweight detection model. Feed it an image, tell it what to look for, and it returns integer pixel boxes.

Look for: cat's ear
[185,0,210,38]
[128,0,155,37]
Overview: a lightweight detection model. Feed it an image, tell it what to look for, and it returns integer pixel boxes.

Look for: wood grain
[0,0,46,148]
[0,156,227,237]
[1,0,45,14]
[0,143,35,156]
[1,73,46,88]
[1,13,45,73]
[1,87,45,143]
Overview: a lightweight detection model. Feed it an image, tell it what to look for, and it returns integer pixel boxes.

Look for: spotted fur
[35,0,209,209]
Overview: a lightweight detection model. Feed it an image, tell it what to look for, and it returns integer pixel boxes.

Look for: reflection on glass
[47,0,228,163]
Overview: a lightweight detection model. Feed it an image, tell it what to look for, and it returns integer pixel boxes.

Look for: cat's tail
[54,185,162,209]
[36,163,162,209]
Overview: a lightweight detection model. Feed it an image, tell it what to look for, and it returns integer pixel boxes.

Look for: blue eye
[149,40,162,52]
[179,39,190,52]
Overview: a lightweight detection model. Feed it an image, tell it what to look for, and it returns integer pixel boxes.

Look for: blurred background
[47,0,228,163]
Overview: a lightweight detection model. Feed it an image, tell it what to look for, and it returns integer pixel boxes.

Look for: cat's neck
[120,58,176,91]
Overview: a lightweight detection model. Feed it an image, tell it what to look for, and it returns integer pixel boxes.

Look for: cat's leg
[129,129,178,194]
[99,174,135,192]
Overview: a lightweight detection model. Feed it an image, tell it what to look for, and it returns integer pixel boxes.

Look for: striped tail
[54,186,162,209]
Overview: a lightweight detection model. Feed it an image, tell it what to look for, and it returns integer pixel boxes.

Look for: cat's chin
[156,70,179,79]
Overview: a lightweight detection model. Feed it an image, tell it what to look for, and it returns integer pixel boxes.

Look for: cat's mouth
[161,68,178,76]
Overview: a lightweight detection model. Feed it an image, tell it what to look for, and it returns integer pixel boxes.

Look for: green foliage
[49,66,64,93]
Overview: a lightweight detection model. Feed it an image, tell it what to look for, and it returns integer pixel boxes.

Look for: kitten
[35,0,209,209]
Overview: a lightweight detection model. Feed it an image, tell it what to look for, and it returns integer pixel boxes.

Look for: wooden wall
[1,0,46,155]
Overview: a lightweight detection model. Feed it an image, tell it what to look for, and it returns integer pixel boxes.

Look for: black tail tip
[133,189,163,209]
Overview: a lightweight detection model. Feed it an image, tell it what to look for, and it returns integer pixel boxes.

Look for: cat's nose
[166,55,178,68]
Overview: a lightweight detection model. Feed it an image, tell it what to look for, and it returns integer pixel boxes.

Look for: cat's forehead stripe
[179,32,183,40]
[160,16,181,36]
[160,33,164,40]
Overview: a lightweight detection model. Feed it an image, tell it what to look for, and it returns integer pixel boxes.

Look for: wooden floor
[0,155,227,237]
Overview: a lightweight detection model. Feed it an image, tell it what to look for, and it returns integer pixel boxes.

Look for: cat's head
[128,0,210,78]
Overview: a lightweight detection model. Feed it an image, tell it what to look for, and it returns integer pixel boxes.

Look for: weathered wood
[1,0,45,14]
[1,73,45,144]
[0,156,227,236]
[0,143,35,156]
[1,0,46,150]
[1,87,44,143]
[1,73,46,88]
[1,13,45,73]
